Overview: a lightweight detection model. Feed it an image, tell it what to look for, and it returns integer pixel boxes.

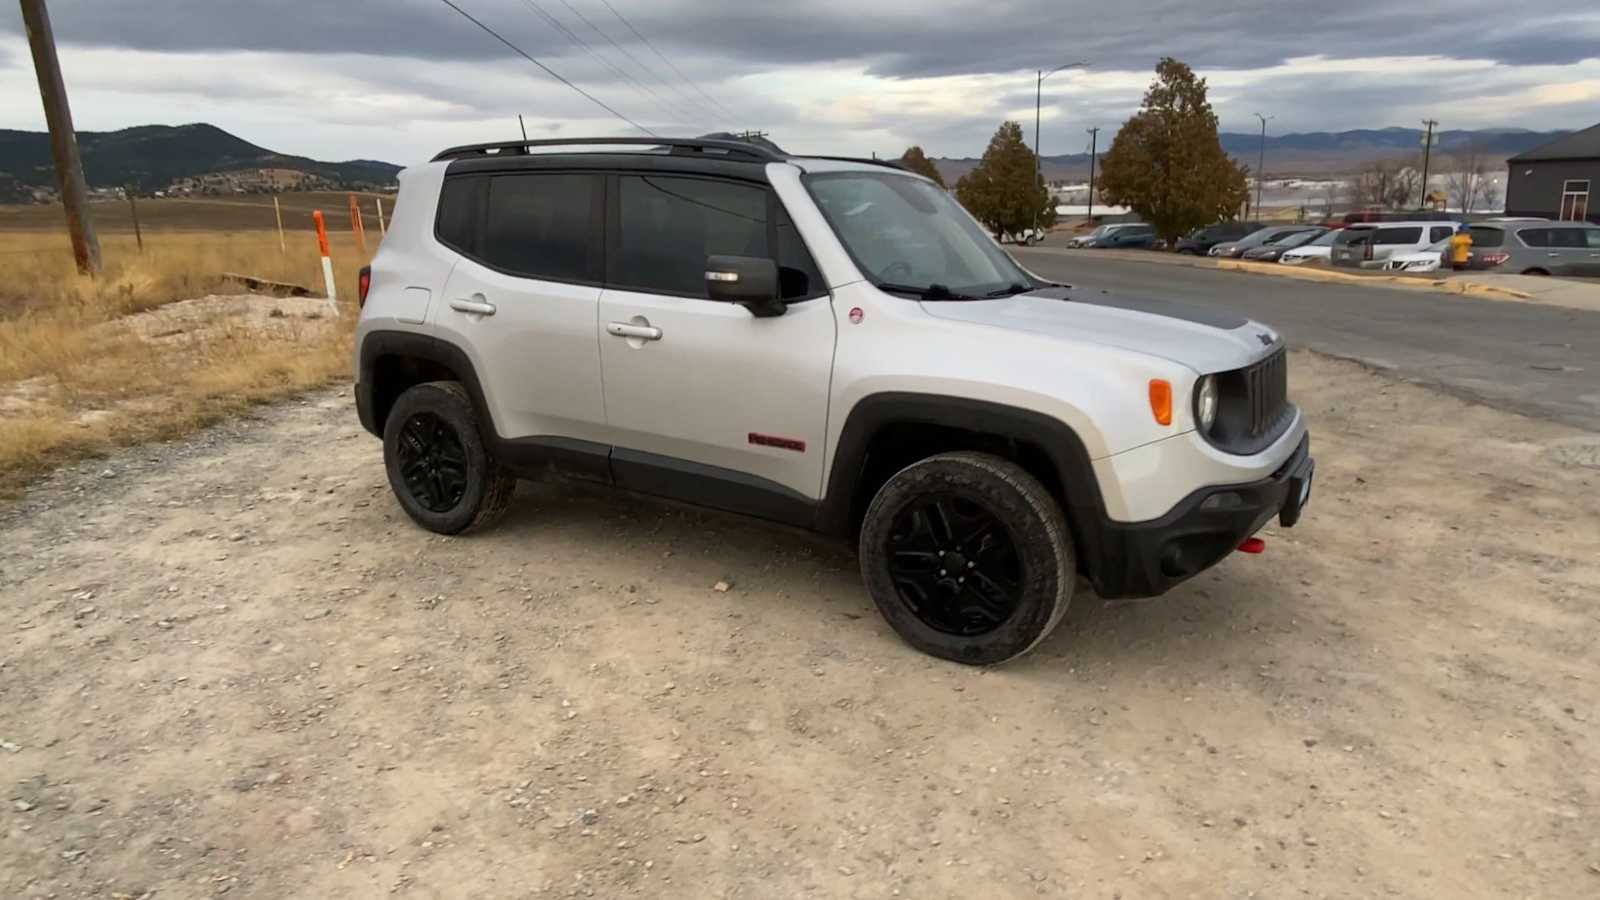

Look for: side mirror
[705,255,785,318]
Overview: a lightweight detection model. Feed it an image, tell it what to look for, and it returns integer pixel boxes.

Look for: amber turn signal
[1149,379,1173,425]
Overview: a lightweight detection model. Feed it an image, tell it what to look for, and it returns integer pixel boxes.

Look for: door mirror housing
[705,255,785,317]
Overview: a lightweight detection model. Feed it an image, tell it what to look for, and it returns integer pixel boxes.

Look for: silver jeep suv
[354,137,1314,665]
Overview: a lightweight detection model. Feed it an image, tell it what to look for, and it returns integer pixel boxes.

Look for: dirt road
[3,352,1597,899]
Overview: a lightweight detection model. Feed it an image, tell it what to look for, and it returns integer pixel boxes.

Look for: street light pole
[1253,112,1273,220]
[1034,61,1087,235]
[1085,127,1100,223]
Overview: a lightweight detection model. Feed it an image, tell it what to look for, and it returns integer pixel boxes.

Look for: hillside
[932,127,1567,183]
[0,123,400,200]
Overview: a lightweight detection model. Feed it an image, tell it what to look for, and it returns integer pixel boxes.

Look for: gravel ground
[2,351,1597,899]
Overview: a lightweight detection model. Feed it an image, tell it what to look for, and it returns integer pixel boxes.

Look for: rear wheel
[1520,268,1550,276]
[383,381,515,534]
[858,452,1075,665]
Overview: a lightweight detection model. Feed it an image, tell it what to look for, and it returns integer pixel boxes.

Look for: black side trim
[496,436,612,483]
[611,449,816,528]
[358,330,496,440]
[819,393,1108,578]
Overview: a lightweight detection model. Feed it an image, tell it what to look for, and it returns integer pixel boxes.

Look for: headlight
[1196,375,1219,431]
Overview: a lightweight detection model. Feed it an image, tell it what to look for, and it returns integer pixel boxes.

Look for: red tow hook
[1237,537,1266,554]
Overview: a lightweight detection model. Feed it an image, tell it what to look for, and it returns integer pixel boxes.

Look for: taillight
[357,265,372,308]
[1478,252,1509,268]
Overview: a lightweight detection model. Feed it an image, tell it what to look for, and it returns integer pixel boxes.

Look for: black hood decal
[1031,285,1249,331]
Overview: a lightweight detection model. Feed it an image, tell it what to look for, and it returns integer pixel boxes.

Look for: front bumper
[1088,434,1313,598]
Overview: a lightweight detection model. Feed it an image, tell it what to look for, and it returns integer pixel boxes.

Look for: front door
[596,173,835,521]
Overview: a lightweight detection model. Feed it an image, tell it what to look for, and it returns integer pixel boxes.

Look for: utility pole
[1419,118,1438,210]
[1085,127,1100,223]
[20,0,101,275]
[1253,113,1273,220]
[125,186,142,251]
[1034,61,1087,235]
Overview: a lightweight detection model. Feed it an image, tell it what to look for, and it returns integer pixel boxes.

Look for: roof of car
[1507,122,1600,162]
[428,136,920,179]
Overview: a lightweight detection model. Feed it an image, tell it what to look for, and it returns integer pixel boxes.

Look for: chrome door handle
[1547,252,1561,258]
[450,297,497,315]
[606,321,663,341]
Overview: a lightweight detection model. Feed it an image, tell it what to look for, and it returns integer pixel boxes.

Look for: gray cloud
[5,1,1597,74]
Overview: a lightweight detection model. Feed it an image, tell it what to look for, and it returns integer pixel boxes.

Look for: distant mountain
[931,127,1569,183]
[0,123,400,200]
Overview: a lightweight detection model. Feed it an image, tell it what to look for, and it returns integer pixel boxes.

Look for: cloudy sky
[2,0,1599,166]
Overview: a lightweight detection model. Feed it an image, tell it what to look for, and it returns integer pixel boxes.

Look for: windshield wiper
[877,282,982,302]
[984,282,1035,298]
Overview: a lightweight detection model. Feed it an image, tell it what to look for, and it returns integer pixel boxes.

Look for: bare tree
[1445,144,1491,214]
[1351,158,1418,209]
[1319,179,1340,219]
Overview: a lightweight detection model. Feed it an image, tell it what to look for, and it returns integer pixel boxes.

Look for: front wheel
[383,381,516,534]
[858,452,1075,665]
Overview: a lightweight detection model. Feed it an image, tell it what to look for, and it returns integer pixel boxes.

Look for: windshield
[1278,230,1323,249]
[1309,230,1339,246]
[805,171,1031,297]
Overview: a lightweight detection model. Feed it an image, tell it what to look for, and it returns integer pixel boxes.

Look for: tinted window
[1547,227,1588,248]
[1585,228,1600,249]
[1430,226,1455,243]
[1517,228,1551,248]
[1468,226,1505,248]
[616,175,819,300]
[1334,228,1374,246]
[479,174,597,281]
[436,176,481,254]
[1373,227,1423,245]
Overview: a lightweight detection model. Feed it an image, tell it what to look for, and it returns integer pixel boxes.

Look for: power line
[515,0,703,128]
[433,0,657,136]
[556,0,722,126]
[595,0,740,122]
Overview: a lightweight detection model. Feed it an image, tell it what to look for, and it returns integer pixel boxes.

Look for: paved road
[1015,247,1600,432]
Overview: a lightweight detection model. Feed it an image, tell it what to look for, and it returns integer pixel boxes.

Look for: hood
[919,286,1280,374]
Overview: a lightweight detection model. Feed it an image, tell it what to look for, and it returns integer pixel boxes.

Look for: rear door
[432,171,610,454]
[1546,226,1591,275]
[1369,226,1424,262]
[596,172,836,516]
[1582,227,1600,276]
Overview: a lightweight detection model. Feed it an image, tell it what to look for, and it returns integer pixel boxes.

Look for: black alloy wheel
[395,412,469,513]
[885,493,1023,636]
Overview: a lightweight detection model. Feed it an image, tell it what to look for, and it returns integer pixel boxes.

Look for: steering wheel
[880,261,914,283]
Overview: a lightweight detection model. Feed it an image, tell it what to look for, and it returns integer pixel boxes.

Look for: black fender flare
[356,330,496,439]
[816,393,1110,577]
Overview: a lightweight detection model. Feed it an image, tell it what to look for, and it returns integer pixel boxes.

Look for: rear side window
[613,175,820,300]
[481,173,598,281]
[1468,226,1504,248]
[1430,226,1455,243]
[1585,228,1600,249]
[1373,226,1423,245]
[1517,228,1551,248]
[436,176,481,254]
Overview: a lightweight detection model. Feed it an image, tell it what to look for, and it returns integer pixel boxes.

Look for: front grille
[1243,349,1289,439]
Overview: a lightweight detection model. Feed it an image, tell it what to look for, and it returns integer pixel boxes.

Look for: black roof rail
[796,155,911,173]
[431,136,785,163]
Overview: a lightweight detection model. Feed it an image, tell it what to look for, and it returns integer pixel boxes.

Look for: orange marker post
[313,210,339,315]
[347,193,367,253]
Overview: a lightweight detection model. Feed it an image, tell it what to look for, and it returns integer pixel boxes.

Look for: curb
[1213,259,1536,302]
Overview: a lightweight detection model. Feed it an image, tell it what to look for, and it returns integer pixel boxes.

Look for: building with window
[1505,123,1598,222]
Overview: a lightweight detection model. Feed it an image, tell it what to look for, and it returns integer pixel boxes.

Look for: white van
[1330,222,1459,268]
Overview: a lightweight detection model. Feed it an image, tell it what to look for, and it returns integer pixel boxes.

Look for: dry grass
[0,229,372,494]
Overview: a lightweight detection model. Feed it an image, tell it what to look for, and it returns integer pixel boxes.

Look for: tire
[382,381,515,535]
[858,452,1075,665]
[1521,268,1550,276]
[1177,248,1198,255]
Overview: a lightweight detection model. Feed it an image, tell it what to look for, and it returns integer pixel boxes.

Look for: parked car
[1172,221,1261,255]
[1331,222,1459,268]
[1278,229,1340,265]
[1462,221,1600,276]
[1083,223,1157,249]
[1382,237,1451,273]
[1209,225,1321,259]
[1241,228,1328,262]
[354,135,1313,665]
[1067,223,1138,248]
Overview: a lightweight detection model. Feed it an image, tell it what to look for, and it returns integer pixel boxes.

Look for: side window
[614,175,819,300]
[480,173,597,281]
[1585,228,1600,249]
[1374,226,1422,245]
[436,176,482,255]
[1431,226,1454,243]
[1518,228,1551,248]
[1468,226,1504,248]
[1547,227,1587,248]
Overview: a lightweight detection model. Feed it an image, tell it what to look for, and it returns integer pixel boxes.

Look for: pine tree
[1097,58,1248,244]
[898,146,946,187]
[954,121,1055,239]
